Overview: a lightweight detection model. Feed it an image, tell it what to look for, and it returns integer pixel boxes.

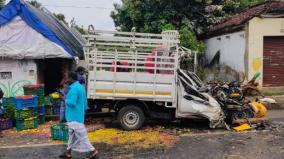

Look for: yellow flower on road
[88,128,177,148]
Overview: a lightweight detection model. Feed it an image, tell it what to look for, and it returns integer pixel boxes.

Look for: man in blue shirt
[59,72,98,159]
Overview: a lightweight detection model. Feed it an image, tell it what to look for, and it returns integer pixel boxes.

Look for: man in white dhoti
[59,72,98,159]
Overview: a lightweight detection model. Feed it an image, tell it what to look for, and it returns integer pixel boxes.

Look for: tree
[111,0,264,53]
[0,0,5,9]
[54,13,69,26]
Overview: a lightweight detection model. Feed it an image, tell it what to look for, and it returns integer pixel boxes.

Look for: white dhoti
[67,122,95,152]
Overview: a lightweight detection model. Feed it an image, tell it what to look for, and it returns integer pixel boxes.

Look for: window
[29,70,35,76]
[0,72,12,79]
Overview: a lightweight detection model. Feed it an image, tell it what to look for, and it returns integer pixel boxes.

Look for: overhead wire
[42,5,114,10]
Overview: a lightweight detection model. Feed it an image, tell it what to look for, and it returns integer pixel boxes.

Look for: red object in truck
[111,61,129,72]
[145,45,166,73]
[145,53,155,73]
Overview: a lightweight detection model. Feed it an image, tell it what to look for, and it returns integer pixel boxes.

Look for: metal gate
[263,36,284,86]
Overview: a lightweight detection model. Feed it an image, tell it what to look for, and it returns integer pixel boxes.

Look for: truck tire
[117,105,145,130]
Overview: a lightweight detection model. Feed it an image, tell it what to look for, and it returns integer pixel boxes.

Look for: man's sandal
[59,152,72,159]
[85,150,99,159]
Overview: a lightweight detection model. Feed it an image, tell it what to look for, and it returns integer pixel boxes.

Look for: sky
[7,0,122,30]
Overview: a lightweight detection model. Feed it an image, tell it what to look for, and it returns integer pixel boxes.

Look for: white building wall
[205,31,246,73]
[0,59,37,97]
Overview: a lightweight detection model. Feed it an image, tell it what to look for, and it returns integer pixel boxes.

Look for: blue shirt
[65,81,88,123]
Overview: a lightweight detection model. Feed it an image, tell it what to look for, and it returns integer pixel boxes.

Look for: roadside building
[0,0,86,96]
[203,1,284,87]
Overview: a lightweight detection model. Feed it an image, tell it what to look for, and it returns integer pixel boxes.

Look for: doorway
[36,58,72,95]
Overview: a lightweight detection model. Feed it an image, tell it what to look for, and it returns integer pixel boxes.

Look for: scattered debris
[233,124,251,132]
[259,98,276,104]
[242,72,263,97]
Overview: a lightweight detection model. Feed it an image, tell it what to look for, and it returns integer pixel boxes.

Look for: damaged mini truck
[82,29,267,130]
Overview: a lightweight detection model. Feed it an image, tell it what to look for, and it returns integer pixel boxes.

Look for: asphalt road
[0,110,283,159]
[1,129,284,159]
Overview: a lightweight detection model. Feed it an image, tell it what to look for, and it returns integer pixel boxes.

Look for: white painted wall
[205,31,246,72]
[0,59,37,97]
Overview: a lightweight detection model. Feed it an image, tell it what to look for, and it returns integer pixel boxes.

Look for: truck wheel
[117,105,145,130]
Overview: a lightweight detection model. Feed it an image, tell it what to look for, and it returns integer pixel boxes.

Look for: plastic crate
[51,98,61,106]
[46,96,61,106]
[15,108,38,120]
[14,95,38,110]
[51,123,69,142]
[16,117,38,131]
[0,118,13,130]
[38,97,45,106]
[0,107,4,115]
[45,105,52,115]
[52,105,60,115]
[2,97,15,107]
[23,84,44,97]
[45,96,52,106]
[38,106,45,115]
[38,115,45,124]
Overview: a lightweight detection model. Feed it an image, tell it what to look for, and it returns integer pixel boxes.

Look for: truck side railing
[83,29,180,102]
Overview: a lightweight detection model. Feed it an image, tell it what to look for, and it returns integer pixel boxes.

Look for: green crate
[15,108,38,120]
[38,115,45,124]
[45,96,52,106]
[23,85,44,97]
[51,123,69,142]
[16,117,38,131]
[38,97,45,106]
[24,89,44,97]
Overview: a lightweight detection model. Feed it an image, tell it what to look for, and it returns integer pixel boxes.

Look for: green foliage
[179,19,205,54]
[197,67,207,81]
[74,25,86,34]
[54,13,69,26]
[111,0,264,53]
[0,0,5,9]
[5,104,15,119]
[239,0,265,9]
